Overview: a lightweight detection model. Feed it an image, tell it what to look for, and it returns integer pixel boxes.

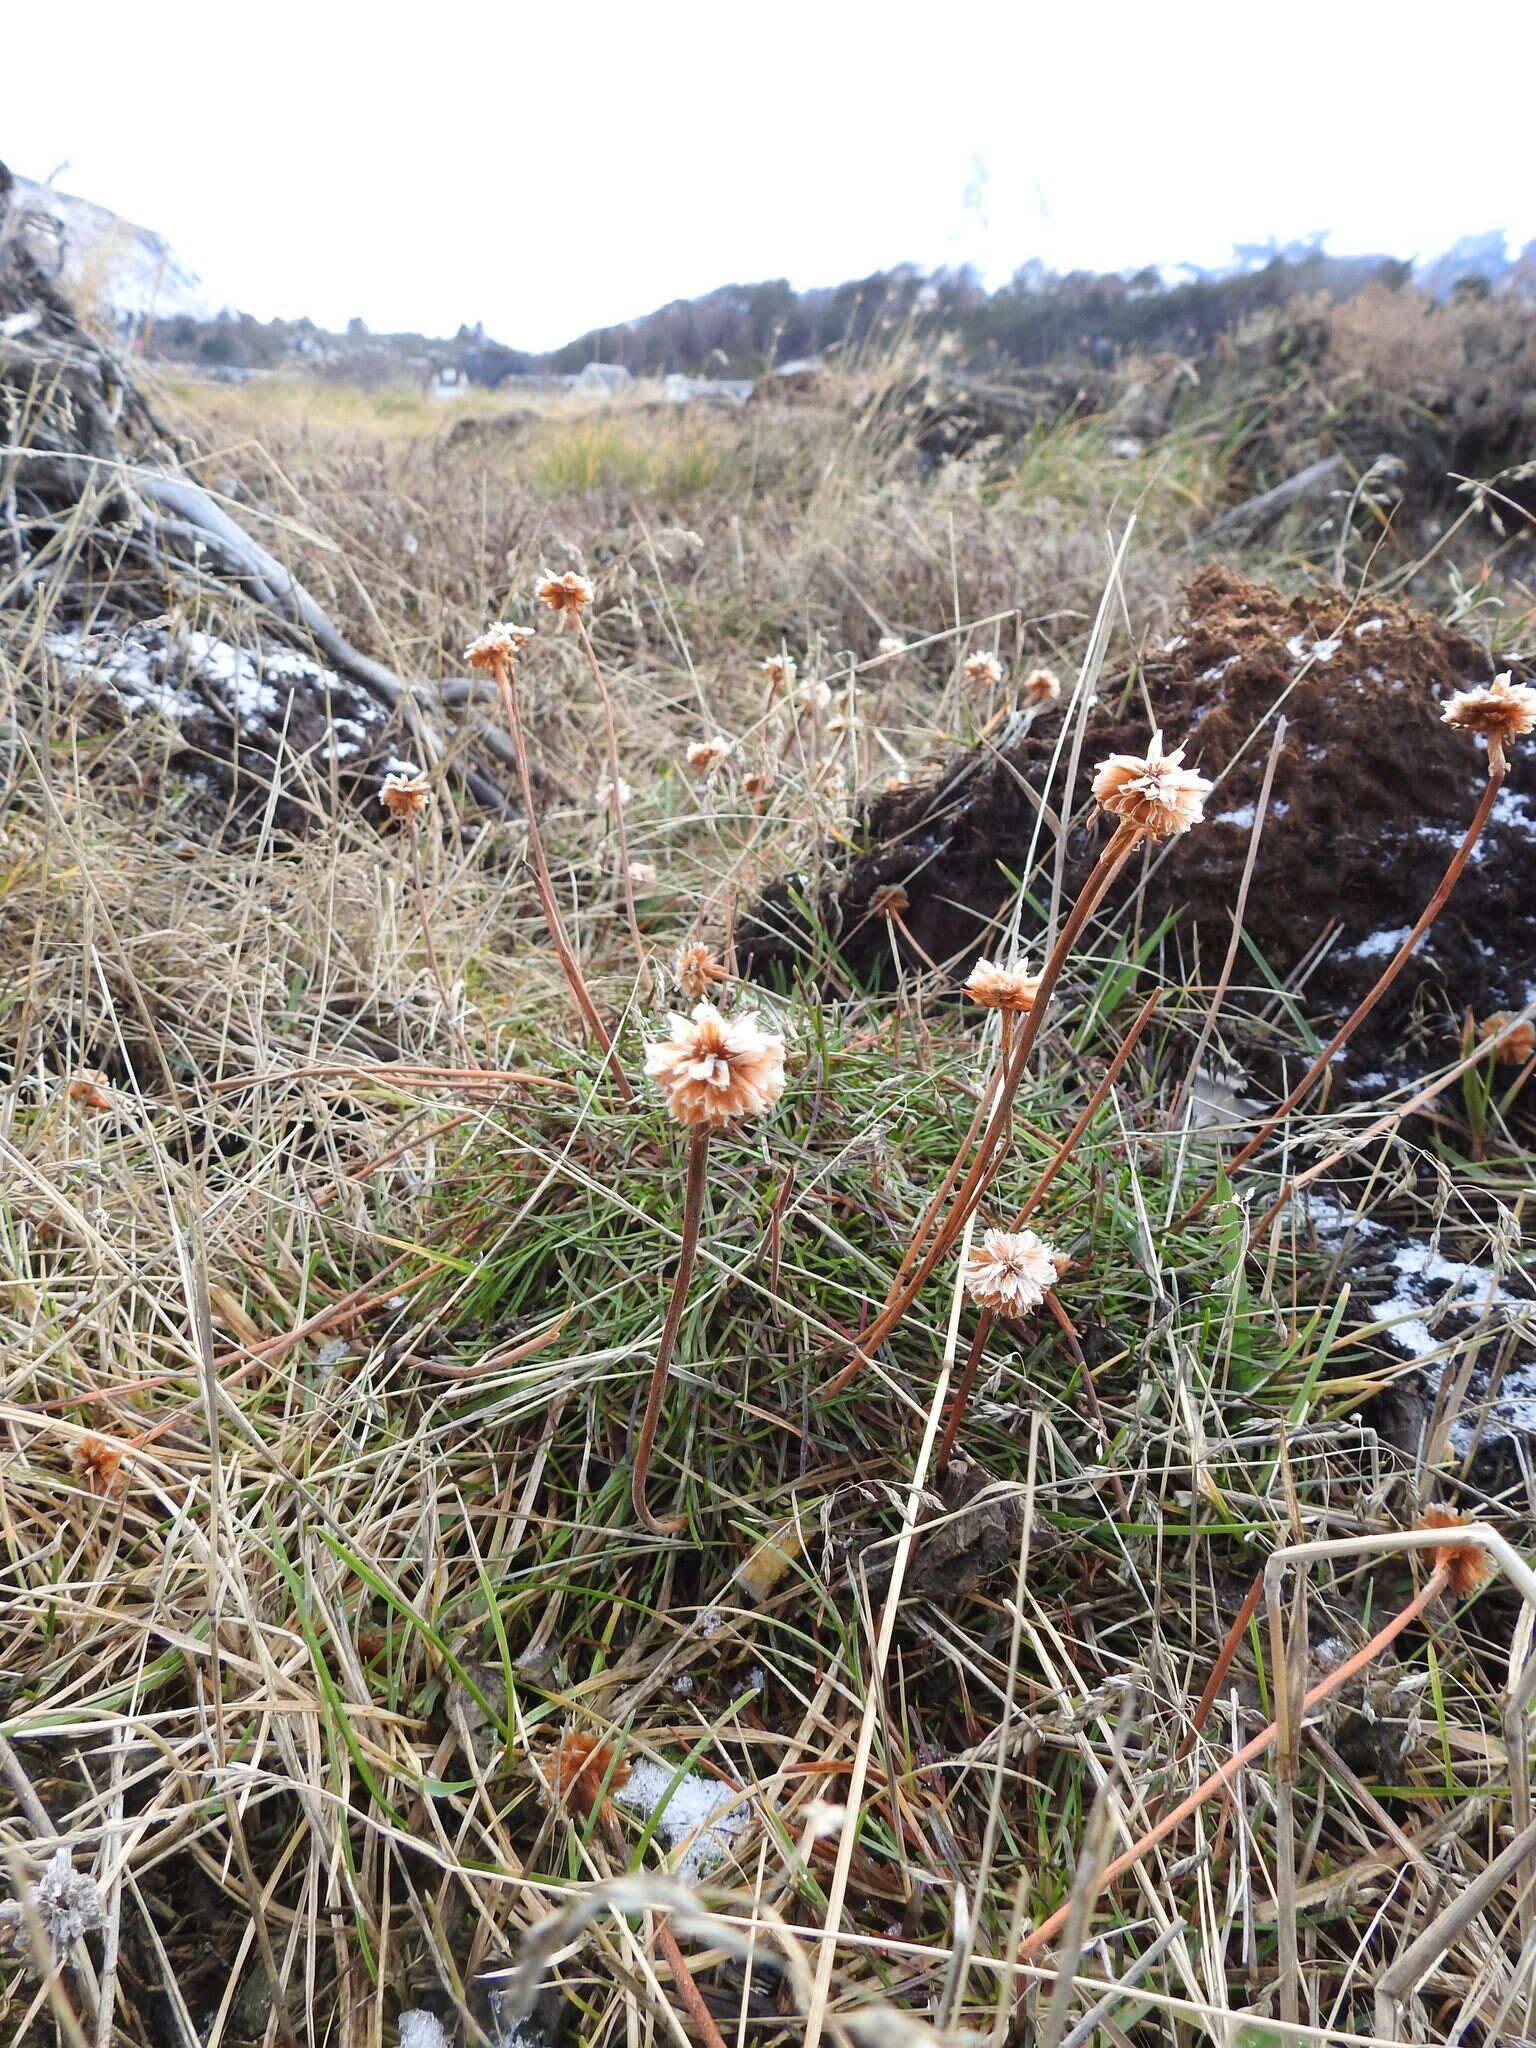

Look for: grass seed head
[963,1228,1065,1317]
[644,1001,786,1126]
[1421,1508,1492,1598]
[465,622,534,670]
[1092,730,1213,838]
[964,956,1041,1011]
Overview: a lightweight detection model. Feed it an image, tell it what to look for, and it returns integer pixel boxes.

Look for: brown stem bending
[1185,759,1506,1221]
[577,615,647,980]
[631,1125,711,1535]
[825,821,1143,1397]
[493,655,631,1101]
[1017,1565,1449,1964]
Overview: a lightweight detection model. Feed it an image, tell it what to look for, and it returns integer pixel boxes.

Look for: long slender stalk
[631,1125,710,1535]
[404,816,473,1065]
[825,821,1142,1397]
[935,1311,993,1473]
[1017,1565,1449,1964]
[1010,989,1161,1229]
[491,654,631,1101]
[1185,757,1506,1220]
[576,614,646,979]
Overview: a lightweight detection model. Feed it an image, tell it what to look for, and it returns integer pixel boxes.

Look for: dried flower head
[796,676,833,716]
[868,883,910,919]
[1480,1012,1536,1066]
[686,736,734,777]
[645,1002,786,1126]
[1441,671,1536,756]
[817,761,848,800]
[551,1730,630,1818]
[742,769,773,800]
[535,571,595,626]
[1023,667,1062,706]
[1092,731,1213,838]
[1421,1508,1491,1599]
[964,652,1004,687]
[963,1229,1066,1318]
[465,622,534,671]
[627,859,658,886]
[594,777,633,812]
[964,957,1041,1012]
[67,1074,113,1113]
[0,1847,106,1969]
[876,636,905,659]
[884,770,912,793]
[760,652,797,694]
[677,944,727,1001]
[379,767,432,821]
[70,1435,125,1497]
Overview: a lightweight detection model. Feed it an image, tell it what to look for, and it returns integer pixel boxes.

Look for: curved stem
[1010,988,1161,1229]
[492,656,631,1102]
[576,615,647,980]
[632,1125,711,1536]
[935,1311,993,1473]
[1185,759,1505,1222]
[406,817,473,1065]
[1018,1564,1448,1964]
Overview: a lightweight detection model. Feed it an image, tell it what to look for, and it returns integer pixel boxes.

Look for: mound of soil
[742,566,1536,1093]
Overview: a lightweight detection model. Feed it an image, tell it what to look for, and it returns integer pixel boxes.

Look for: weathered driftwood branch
[1202,453,1348,540]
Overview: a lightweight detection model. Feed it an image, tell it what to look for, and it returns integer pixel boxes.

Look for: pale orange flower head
[1023,667,1062,706]
[964,652,1004,687]
[686,736,734,777]
[963,1229,1067,1318]
[964,956,1041,1013]
[465,622,534,671]
[1480,1013,1536,1066]
[760,652,797,694]
[1092,731,1213,838]
[379,767,432,821]
[71,1434,125,1497]
[644,1001,786,1126]
[536,571,594,627]
[67,1074,113,1112]
[676,944,727,1001]
[551,1730,630,1818]
[1421,1508,1491,1600]
[868,883,910,919]
[1441,671,1536,758]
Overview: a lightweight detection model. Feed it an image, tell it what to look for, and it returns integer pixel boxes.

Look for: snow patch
[1287,633,1342,664]
[612,1758,752,1882]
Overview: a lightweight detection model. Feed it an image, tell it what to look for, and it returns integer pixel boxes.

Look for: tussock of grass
[2,359,1534,2048]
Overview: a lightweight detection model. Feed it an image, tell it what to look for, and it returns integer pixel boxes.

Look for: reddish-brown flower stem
[1175,1569,1265,1762]
[1184,757,1507,1221]
[632,1124,710,1535]
[491,655,631,1101]
[826,820,1142,1397]
[1018,1563,1449,1964]
[1010,988,1162,1230]
[404,815,474,1066]
[935,1311,994,1473]
[576,614,646,979]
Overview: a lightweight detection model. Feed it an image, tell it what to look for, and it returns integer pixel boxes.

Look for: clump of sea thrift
[676,944,727,1001]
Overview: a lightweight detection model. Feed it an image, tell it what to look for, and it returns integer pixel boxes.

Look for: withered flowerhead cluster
[963,1229,1067,1318]
[536,571,595,627]
[1420,1507,1492,1599]
[1023,667,1061,706]
[379,767,432,821]
[645,1002,786,1126]
[465,622,534,671]
[1480,1012,1536,1066]
[1092,731,1213,838]
[1441,671,1536,763]
[963,652,1003,687]
[965,957,1041,1013]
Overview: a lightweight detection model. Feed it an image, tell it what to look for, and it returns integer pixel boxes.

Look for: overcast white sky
[8,0,1534,350]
